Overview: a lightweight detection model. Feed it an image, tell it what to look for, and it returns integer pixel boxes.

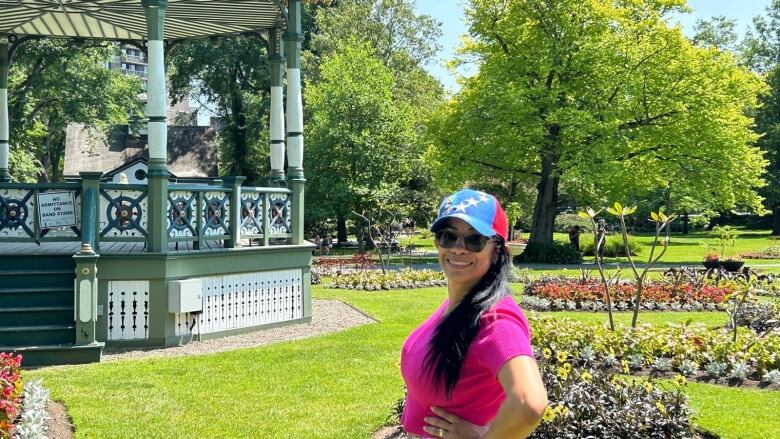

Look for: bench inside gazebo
[0,0,314,366]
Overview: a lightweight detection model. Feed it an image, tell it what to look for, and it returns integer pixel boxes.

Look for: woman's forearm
[481,394,547,439]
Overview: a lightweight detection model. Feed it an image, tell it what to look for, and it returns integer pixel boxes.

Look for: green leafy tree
[692,16,739,53]
[8,39,142,182]
[427,0,768,247]
[306,0,445,239]
[304,42,415,242]
[167,36,271,184]
[756,65,780,235]
[309,0,444,115]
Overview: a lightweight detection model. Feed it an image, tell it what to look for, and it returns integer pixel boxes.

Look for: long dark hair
[423,237,512,398]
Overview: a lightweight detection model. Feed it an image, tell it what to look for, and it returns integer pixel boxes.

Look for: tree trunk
[773,207,780,236]
[337,215,348,244]
[663,189,673,235]
[229,86,248,178]
[682,211,689,235]
[528,150,559,245]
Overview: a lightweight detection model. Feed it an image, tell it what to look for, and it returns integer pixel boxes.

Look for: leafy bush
[529,360,693,439]
[740,246,780,259]
[515,241,583,264]
[529,314,780,382]
[581,236,641,257]
[324,268,446,290]
[12,379,49,439]
[554,213,593,233]
[728,301,780,333]
[0,353,23,438]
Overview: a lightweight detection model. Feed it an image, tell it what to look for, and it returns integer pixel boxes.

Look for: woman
[400,189,548,439]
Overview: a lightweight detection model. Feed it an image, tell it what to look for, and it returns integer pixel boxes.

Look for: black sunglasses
[435,230,493,252]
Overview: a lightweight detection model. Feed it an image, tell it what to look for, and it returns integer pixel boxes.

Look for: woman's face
[434,218,497,291]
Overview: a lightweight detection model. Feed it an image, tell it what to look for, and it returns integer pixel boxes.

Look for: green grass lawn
[26,286,780,438]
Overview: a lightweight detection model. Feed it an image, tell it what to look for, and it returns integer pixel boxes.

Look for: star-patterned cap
[430,189,508,241]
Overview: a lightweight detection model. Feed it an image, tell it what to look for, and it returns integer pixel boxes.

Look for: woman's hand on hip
[423,406,488,439]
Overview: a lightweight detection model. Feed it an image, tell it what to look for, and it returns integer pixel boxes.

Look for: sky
[414,0,772,93]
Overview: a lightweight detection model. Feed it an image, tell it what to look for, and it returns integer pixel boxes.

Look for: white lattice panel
[107,280,150,340]
[199,269,303,334]
[175,312,199,336]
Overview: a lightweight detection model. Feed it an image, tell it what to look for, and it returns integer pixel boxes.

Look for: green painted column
[79,171,102,253]
[269,28,286,182]
[285,0,305,244]
[222,176,246,248]
[0,38,10,183]
[143,0,169,253]
[73,251,99,345]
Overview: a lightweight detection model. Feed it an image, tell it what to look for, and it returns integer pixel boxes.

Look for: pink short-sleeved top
[400,295,534,437]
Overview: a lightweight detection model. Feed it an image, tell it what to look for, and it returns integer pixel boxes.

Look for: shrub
[554,213,593,233]
[529,361,693,439]
[740,246,780,260]
[324,268,446,290]
[728,301,780,333]
[0,353,23,438]
[515,241,583,264]
[581,236,641,257]
[529,314,780,381]
[12,379,49,439]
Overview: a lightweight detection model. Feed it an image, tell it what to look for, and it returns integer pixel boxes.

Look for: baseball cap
[430,189,509,241]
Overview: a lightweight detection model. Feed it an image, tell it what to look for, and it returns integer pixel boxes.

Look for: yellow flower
[673,374,687,387]
[644,382,654,393]
[554,404,568,417]
[581,371,593,382]
[542,406,556,422]
[563,362,572,372]
[656,402,667,415]
[543,348,552,359]
[621,359,630,373]
[557,367,569,380]
[556,351,568,363]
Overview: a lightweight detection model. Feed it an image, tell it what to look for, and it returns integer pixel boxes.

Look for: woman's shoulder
[480,295,526,324]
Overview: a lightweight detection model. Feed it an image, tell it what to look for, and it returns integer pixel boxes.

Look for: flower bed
[530,359,693,438]
[12,380,49,439]
[0,353,22,438]
[522,277,730,311]
[740,246,780,260]
[324,268,446,290]
[530,314,780,386]
[312,253,375,277]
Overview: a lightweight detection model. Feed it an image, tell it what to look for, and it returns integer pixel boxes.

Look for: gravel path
[102,299,377,362]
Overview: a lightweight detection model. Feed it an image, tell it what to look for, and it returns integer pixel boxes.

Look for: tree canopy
[427,0,768,247]
[8,40,142,182]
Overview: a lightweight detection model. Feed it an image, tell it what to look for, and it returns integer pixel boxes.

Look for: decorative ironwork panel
[40,190,82,239]
[107,281,150,340]
[0,188,35,238]
[240,191,264,236]
[201,191,230,237]
[99,189,148,238]
[267,193,291,236]
[199,269,303,335]
[167,190,196,238]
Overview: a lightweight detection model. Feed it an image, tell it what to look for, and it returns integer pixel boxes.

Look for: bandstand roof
[0,0,283,41]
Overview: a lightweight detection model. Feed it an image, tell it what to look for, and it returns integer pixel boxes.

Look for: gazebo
[0,0,314,366]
